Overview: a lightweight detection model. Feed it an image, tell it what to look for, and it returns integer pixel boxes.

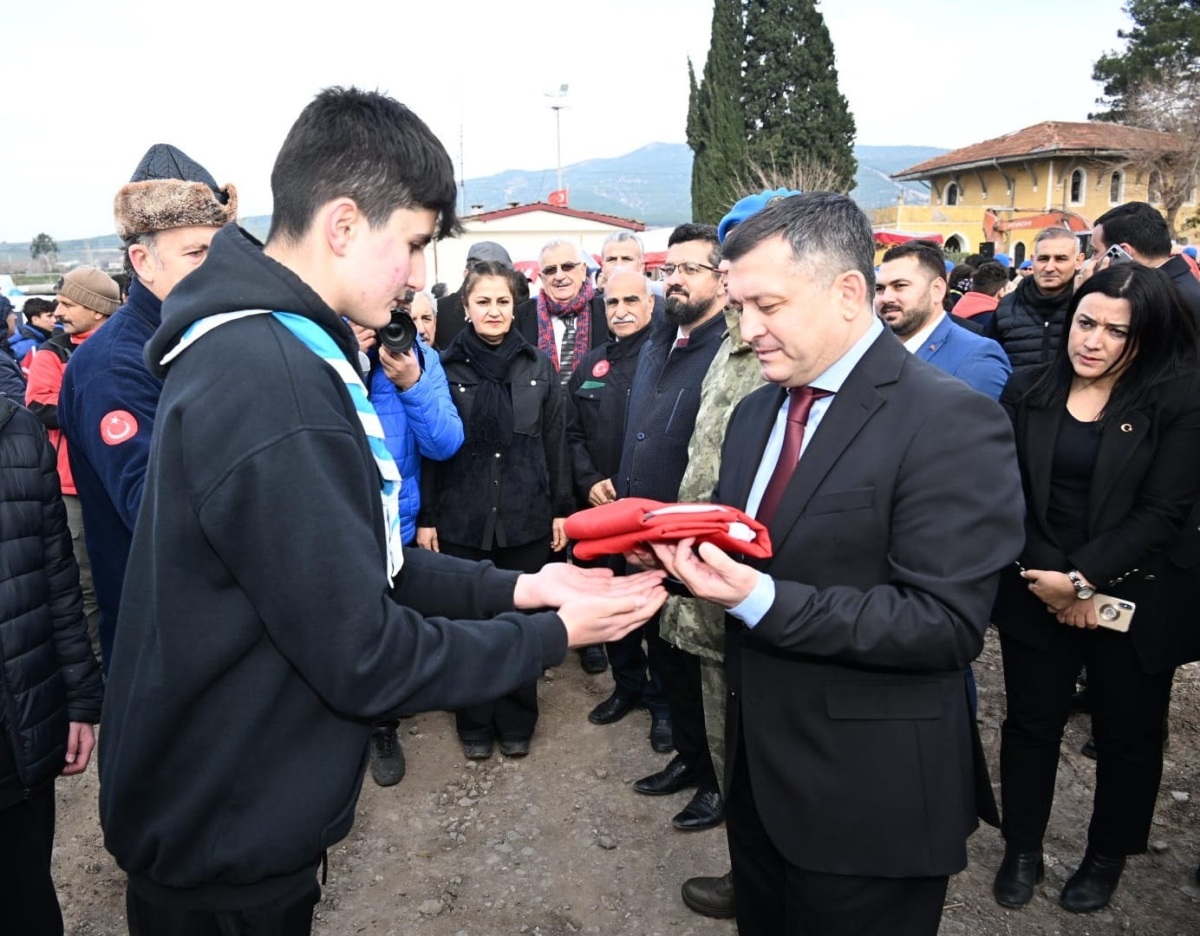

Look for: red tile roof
[892,121,1179,180]
[463,202,645,231]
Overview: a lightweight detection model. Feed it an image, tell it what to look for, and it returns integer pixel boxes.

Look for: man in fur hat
[58,144,236,672]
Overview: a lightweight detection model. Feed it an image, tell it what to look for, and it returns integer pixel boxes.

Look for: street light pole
[546,83,569,197]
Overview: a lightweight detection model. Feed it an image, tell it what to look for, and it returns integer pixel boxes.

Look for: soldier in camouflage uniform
[666,188,800,921]
[658,307,764,792]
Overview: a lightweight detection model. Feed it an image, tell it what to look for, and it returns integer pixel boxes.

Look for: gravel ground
[50,630,1200,935]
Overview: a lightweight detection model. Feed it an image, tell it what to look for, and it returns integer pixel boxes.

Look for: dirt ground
[52,630,1200,935]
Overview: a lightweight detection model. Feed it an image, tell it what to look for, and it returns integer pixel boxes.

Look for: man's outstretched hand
[513,562,665,611]
[557,584,669,648]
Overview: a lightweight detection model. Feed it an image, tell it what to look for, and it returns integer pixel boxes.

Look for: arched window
[1013,242,1026,266]
[944,235,964,253]
[1069,169,1085,205]
[945,182,959,206]
[1148,170,1164,204]
[1109,170,1123,204]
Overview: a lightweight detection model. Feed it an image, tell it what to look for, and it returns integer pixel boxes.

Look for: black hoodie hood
[146,225,358,379]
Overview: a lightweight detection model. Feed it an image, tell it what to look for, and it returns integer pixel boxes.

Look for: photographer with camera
[351,292,465,787]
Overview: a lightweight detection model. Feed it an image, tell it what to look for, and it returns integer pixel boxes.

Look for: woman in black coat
[991,264,1200,914]
[418,261,572,760]
[0,396,103,934]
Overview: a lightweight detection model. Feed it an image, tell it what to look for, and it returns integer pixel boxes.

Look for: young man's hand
[557,585,668,647]
[513,563,664,610]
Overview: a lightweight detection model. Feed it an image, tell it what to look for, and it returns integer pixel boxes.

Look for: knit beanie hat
[114,144,237,241]
[57,267,121,316]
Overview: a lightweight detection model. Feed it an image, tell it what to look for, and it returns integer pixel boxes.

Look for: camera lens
[378,310,417,356]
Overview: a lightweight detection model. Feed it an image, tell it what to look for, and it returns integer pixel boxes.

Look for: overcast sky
[1,0,1131,242]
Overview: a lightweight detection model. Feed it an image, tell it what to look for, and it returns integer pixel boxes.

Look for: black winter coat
[564,325,651,506]
[986,277,1074,370]
[423,331,572,550]
[0,397,102,809]
[616,310,727,501]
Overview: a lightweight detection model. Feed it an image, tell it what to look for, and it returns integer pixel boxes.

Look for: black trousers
[999,625,1174,855]
[442,538,549,744]
[0,783,62,936]
[605,615,668,716]
[651,625,719,791]
[126,877,321,936]
[726,735,947,935]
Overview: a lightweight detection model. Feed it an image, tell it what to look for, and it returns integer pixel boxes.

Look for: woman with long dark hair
[418,260,572,760]
[991,263,1200,913]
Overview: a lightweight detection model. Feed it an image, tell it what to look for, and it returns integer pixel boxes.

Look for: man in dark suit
[648,192,1026,936]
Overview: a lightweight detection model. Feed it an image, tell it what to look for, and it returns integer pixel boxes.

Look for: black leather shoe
[992,848,1044,908]
[579,645,608,674]
[650,715,674,753]
[682,870,735,918]
[499,738,529,758]
[462,739,493,760]
[588,690,641,725]
[672,789,724,831]
[633,755,698,796]
[1080,737,1098,760]
[1060,850,1125,913]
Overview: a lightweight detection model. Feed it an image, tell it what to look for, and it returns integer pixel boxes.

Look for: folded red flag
[565,498,773,561]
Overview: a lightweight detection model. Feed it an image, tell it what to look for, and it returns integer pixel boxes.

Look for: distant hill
[0,143,946,268]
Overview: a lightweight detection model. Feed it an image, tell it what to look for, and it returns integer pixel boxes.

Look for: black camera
[378,309,418,356]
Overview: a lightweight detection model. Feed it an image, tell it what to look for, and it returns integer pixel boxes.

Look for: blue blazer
[914,314,1010,401]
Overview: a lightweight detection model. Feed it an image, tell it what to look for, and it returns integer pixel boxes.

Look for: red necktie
[755,386,831,522]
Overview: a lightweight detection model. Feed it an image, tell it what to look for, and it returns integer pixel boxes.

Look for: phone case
[1093,593,1135,632]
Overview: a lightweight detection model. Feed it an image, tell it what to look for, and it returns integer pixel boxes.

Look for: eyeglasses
[541,261,582,277]
[661,262,719,277]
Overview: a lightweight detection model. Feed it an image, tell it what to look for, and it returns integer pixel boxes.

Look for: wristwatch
[1067,569,1096,600]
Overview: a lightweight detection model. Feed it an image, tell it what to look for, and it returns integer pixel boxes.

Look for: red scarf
[536,278,595,371]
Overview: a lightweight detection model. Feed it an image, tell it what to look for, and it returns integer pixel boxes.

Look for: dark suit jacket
[717,330,1025,878]
[992,365,1200,674]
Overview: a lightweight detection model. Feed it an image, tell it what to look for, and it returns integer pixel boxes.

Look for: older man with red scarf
[517,239,609,388]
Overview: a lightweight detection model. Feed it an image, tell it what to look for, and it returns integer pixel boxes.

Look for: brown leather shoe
[682,870,735,919]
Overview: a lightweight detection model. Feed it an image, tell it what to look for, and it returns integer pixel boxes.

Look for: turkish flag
[548,189,568,207]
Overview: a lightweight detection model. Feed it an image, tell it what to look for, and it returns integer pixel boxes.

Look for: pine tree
[742,0,856,192]
[1092,0,1200,121]
[687,0,748,225]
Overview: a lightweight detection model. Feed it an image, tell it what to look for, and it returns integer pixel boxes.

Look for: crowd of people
[2,86,1200,936]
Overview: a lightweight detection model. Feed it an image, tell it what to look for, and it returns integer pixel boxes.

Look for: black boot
[369,723,406,787]
[993,847,1044,908]
[1060,849,1125,913]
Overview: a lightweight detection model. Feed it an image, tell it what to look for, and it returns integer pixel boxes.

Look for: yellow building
[881,121,1190,263]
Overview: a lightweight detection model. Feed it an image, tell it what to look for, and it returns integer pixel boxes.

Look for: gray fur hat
[114,144,237,241]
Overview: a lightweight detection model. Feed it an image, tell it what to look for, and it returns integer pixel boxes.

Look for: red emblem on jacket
[101,410,138,446]
[592,360,610,378]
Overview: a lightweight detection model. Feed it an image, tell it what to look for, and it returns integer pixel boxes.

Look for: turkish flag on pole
[548,189,568,207]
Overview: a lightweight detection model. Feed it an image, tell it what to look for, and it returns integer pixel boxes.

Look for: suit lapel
[1088,404,1151,526]
[766,333,898,549]
[1021,403,1061,534]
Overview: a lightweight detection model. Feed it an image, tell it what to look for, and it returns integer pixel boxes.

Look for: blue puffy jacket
[368,339,464,544]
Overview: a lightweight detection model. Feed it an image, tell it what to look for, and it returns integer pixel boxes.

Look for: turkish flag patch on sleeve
[101,410,139,446]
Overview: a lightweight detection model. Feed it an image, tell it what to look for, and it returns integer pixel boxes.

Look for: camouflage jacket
[659,309,767,661]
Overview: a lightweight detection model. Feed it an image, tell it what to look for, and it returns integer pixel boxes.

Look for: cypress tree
[687,0,748,225]
[742,0,857,191]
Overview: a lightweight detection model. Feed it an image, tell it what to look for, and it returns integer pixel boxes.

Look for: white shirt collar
[901,311,946,354]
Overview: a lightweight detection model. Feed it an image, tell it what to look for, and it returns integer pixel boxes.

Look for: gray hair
[539,237,588,264]
[721,191,875,296]
[410,291,436,318]
[1033,226,1080,250]
[601,231,644,260]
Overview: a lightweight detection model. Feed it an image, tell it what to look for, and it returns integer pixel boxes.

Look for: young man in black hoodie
[99,87,665,934]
